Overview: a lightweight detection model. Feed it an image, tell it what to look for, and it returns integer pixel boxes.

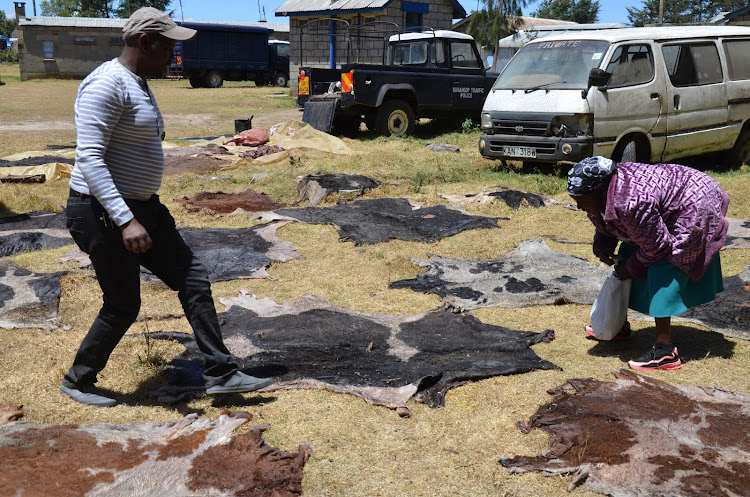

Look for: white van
[478,26,750,166]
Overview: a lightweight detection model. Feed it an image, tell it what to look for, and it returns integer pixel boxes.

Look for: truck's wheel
[274,73,289,87]
[205,71,224,88]
[376,99,416,137]
[611,137,637,163]
[188,74,203,88]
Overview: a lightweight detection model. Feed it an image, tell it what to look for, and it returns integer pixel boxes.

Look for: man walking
[61,7,271,407]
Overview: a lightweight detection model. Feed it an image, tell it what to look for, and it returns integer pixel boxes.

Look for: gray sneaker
[205,371,273,395]
[60,384,117,407]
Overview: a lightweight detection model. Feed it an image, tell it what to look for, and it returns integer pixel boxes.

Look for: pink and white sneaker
[585,321,632,341]
[628,343,682,371]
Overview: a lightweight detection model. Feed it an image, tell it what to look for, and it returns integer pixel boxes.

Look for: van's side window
[662,43,722,86]
[723,39,750,80]
[605,44,654,88]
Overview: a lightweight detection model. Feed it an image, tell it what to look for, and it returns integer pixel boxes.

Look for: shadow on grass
[586,323,737,365]
[115,355,279,415]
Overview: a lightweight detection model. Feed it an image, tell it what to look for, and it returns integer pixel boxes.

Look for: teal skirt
[618,242,724,318]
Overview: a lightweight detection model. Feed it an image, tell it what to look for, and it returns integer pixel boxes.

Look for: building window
[74,36,96,45]
[405,12,422,32]
[110,37,125,46]
[42,40,54,59]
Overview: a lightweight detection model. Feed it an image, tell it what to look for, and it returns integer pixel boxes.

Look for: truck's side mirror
[588,68,610,90]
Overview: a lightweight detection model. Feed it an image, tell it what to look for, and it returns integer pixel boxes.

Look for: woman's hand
[599,251,616,266]
[613,261,631,280]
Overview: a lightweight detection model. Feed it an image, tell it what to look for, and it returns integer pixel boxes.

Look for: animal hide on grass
[0,412,311,497]
[500,369,750,497]
[390,239,609,311]
[147,294,558,415]
[0,260,65,330]
[270,198,503,245]
[62,221,301,282]
[0,210,72,257]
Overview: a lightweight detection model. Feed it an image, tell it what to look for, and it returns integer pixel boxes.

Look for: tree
[0,10,15,37]
[627,0,696,25]
[467,0,526,54]
[531,0,601,23]
[38,0,172,18]
[625,0,748,26]
[40,0,82,17]
[115,0,173,18]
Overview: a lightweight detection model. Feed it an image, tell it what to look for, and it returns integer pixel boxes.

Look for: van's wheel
[274,73,289,87]
[188,74,203,88]
[376,99,416,137]
[726,128,750,167]
[204,71,224,88]
[612,137,637,163]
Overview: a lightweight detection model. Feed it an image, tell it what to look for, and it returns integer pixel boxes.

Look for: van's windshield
[493,40,610,91]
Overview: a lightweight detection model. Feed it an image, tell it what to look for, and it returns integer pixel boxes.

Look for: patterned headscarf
[567,156,617,196]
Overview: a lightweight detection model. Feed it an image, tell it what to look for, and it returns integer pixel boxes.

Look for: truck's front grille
[491,120,549,136]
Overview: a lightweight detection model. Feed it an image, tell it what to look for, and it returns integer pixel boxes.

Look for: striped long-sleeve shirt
[69,58,165,227]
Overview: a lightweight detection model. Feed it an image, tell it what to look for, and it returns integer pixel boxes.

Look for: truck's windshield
[493,40,610,90]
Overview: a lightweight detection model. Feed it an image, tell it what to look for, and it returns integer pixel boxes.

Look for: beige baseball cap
[122,7,196,41]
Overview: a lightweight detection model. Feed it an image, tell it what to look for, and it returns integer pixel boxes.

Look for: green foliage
[39,0,173,18]
[40,0,82,17]
[531,0,601,23]
[0,10,14,38]
[132,329,167,371]
[626,0,747,26]
[467,0,526,54]
[461,118,480,134]
[0,50,18,63]
[115,0,175,18]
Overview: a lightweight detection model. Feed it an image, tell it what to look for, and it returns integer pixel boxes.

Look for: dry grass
[1,62,749,497]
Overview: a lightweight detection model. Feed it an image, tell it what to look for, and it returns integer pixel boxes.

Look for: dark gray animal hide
[63,221,300,282]
[500,370,750,497]
[653,266,750,340]
[148,294,557,414]
[0,260,65,330]
[724,218,750,249]
[0,413,311,497]
[0,155,75,167]
[270,198,503,245]
[0,211,72,257]
[390,239,610,311]
[439,189,577,210]
[296,173,380,205]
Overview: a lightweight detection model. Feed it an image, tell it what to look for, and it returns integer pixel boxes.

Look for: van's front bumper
[479,134,593,164]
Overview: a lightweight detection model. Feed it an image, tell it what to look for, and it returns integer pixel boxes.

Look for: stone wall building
[275,0,467,94]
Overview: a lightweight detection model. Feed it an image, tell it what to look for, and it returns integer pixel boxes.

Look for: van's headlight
[481,112,493,130]
[551,114,593,137]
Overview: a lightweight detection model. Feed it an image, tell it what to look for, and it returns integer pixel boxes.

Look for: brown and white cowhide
[500,369,750,497]
[0,412,311,497]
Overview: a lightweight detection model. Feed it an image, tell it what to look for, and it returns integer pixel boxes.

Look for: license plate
[298,77,309,95]
[502,146,536,158]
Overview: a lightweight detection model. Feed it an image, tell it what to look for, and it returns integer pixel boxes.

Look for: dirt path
[0,108,304,133]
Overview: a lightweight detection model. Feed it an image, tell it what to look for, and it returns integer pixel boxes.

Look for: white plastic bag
[589,273,632,340]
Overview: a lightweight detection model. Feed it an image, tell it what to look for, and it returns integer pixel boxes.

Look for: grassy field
[1,61,749,496]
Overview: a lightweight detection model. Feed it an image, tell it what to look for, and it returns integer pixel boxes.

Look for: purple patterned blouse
[589,162,730,281]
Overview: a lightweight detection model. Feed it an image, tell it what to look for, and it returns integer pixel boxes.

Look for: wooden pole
[659,0,664,25]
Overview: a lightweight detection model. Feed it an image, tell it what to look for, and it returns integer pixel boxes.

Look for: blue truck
[170,22,290,88]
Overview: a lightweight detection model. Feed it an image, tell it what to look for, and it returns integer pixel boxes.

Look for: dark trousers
[63,192,237,388]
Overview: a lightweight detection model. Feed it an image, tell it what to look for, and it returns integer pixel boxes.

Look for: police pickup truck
[297,30,498,137]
